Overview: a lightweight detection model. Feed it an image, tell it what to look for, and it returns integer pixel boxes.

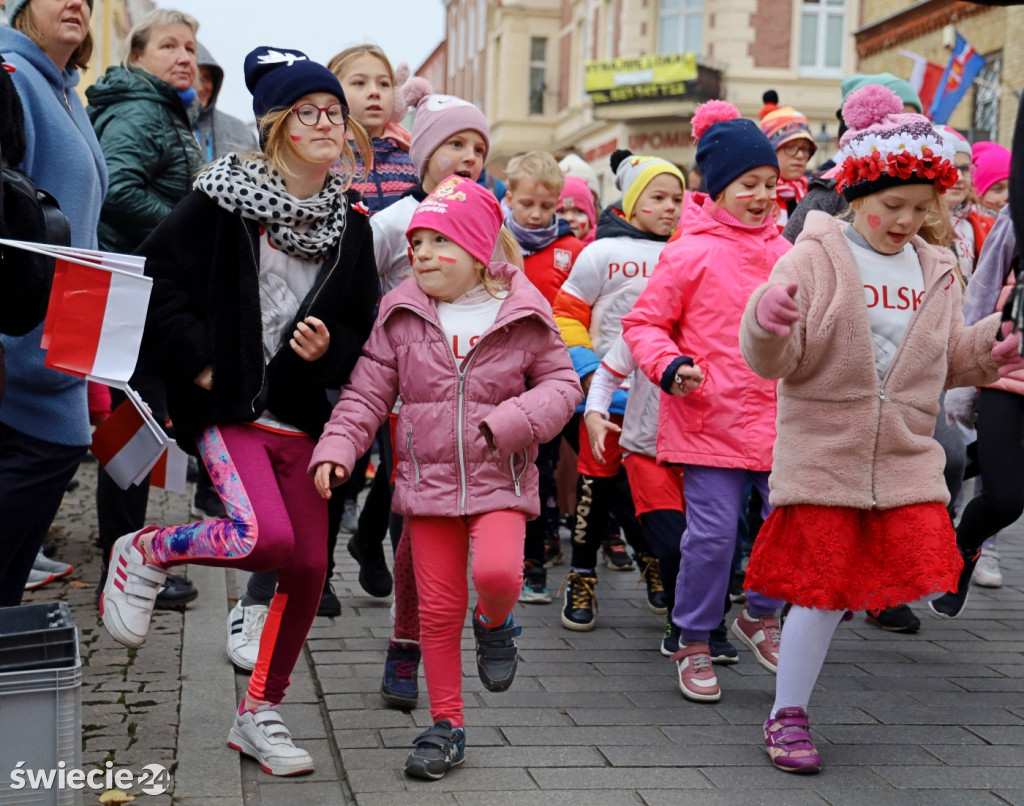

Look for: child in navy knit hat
[621,99,790,705]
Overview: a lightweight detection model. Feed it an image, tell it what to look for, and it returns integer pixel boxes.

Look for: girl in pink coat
[739,86,1024,775]
[621,101,791,705]
[311,174,582,781]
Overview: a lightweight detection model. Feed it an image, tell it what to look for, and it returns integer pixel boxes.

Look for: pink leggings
[408,511,525,727]
[147,424,327,704]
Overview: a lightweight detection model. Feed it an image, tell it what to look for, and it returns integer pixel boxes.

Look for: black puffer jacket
[86,65,204,253]
[137,189,379,455]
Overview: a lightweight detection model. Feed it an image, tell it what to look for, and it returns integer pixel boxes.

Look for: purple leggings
[148,424,327,704]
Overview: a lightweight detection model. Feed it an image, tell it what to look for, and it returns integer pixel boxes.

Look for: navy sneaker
[709,619,739,665]
[472,613,521,692]
[404,720,465,780]
[381,638,420,708]
[661,621,681,657]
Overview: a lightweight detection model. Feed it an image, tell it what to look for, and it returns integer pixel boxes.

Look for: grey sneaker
[33,550,73,579]
[228,704,314,776]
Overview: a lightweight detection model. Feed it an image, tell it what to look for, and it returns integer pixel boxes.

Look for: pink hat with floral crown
[972,141,1011,198]
[835,85,958,202]
[406,174,503,266]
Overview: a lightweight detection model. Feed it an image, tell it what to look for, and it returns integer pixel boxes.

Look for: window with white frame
[658,0,704,56]
[973,53,1001,142]
[799,0,846,74]
[529,37,547,115]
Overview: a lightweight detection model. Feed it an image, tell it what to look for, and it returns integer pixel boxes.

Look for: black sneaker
[346,533,394,598]
[472,613,521,692]
[709,620,739,664]
[317,582,342,618]
[929,548,980,619]
[543,534,564,567]
[865,604,920,633]
[635,554,668,614]
[403,720,466,780]
[560,572,598,631]
[601,538,635,571]
[154,573,198,610]
[728,570,747,603]
[661,621,681,657]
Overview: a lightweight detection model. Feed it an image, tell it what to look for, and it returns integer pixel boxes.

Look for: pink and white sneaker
[731,608,781,673]
[671,643,721,702]
[764,707,821,773]
[100,529,166,649]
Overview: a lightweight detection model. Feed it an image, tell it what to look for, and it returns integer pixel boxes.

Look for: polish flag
[90,396,166,490]
[150,444,190,494]
[900,50,945,117]
[42,259,152,386]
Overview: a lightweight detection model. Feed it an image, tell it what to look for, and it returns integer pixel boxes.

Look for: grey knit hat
[6,0,94,26]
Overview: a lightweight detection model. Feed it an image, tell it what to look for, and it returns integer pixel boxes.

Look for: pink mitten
[992,321,1024,377]
[755,282,800,337]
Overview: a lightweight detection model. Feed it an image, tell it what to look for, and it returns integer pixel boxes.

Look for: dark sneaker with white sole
[473,613,521,692]
[404,720,465,780]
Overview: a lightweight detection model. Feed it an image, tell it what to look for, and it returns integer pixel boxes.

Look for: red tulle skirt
[745,502,961,611]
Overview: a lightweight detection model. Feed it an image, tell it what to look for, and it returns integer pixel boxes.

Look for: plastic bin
[0,602,77,673]
[0,661,82,805]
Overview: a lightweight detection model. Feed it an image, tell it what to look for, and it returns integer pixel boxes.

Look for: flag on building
[899,50,946,117]
[928,34,986,125]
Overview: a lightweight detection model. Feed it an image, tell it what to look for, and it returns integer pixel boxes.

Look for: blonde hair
[327,44,395,85]
[121,9,199,69]
[505,151,565,194]
[258,106,374,190]
[16,0,93,71]
[846,185,954,248]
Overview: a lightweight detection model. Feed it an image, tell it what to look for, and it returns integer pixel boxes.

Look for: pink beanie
[406,174,503,266]
[557,176,597,230]
[972,141,1011,198]
[402,78,490,179]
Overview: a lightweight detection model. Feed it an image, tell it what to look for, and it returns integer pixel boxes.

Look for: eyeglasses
[781,142,813,157]
[955,163,974,175]
[291,103,347,127]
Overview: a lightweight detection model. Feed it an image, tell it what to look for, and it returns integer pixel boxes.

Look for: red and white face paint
[717,166,779,226]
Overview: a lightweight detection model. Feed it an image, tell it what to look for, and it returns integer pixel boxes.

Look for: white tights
[771,605,846,718]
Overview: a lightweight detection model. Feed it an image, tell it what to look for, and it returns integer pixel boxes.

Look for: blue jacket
[0,27,108,446]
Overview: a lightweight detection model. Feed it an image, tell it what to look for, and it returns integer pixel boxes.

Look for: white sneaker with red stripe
[100,530,167,649]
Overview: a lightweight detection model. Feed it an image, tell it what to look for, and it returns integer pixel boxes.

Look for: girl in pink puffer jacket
[311,174,582,782]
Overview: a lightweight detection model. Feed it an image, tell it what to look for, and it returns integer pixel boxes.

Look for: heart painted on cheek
[867,214,882,229]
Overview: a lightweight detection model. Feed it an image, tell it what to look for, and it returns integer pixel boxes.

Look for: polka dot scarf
[194,153,347,260]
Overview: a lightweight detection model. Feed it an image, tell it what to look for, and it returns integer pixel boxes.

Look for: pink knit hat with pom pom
[402,77,490,179]
[691,100,778,198]
[836,85,957,201]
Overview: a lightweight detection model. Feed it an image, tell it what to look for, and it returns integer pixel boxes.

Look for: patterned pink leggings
[147,424,327,704]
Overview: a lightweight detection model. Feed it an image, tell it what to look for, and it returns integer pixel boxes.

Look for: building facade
[855,0,1023,146]
[440,0,859,193]
[79,0,155,97]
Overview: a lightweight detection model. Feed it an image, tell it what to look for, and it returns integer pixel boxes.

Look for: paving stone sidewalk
[22,458,1024,805]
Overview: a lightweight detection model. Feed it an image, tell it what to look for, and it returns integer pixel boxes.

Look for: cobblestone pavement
[20,458,1024,805]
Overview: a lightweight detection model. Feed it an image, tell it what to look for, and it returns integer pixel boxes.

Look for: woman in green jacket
[86,8,204,254]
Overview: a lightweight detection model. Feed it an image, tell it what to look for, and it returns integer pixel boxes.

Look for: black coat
[137,189,378,455]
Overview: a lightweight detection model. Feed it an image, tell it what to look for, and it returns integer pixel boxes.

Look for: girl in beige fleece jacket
[738,86,1024,775]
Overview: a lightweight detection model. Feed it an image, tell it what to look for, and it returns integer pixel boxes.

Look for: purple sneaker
[763,707,821,774]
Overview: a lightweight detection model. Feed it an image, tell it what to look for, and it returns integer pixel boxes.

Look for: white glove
[943,387,978,429]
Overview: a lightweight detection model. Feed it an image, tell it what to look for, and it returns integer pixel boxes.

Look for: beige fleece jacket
[741,211,1002,510]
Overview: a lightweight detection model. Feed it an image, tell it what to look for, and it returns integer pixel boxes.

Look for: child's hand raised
[291,316,331,362]
[992,321,1024,377]
[756,282,800,337]
[313,461,349,499]
[584,411,622,464]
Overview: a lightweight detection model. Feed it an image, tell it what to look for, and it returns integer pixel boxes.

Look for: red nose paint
[437,254,458,264]
[867,214,882,229]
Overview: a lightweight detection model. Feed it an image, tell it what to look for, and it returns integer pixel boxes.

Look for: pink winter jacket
[740,211,1003,510]
[310,265,582,519]
[622,194,792,469]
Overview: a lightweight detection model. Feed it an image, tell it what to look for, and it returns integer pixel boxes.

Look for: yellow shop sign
[585,53,698,105]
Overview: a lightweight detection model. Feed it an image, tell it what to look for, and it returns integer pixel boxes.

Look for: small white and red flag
[90,390,167,490]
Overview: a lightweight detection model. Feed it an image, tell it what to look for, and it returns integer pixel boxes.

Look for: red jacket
[522,234,584,307]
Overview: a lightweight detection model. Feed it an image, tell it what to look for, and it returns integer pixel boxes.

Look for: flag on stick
[90,391,167,490]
